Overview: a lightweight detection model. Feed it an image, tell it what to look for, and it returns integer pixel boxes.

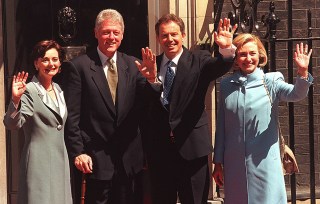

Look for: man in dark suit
[61,9,146,204]
[136,14,238,204]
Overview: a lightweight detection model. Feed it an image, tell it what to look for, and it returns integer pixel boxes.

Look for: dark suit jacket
[60,49,146,180]
[142,47,233,161]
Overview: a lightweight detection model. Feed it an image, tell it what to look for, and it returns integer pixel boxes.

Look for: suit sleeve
[200,50,234,80]
[213,81,226,164]
[3,88,34,130]
[61,61,85,159]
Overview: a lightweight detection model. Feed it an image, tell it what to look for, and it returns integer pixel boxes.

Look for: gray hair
[95,9,124,32]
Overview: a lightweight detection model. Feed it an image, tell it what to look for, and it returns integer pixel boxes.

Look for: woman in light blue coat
[212,33,313,204]
[3,40,72,204]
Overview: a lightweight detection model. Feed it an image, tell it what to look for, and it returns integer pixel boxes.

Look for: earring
[58,67,61,73]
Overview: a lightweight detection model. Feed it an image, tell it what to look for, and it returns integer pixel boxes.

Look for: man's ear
[182,33,186,41]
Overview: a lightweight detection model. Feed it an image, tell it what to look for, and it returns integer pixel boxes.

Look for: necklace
[47,88,54,92]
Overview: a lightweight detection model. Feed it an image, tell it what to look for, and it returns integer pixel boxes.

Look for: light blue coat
[214,68,313,204]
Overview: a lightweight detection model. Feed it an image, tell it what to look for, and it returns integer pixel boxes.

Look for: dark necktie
[162,61,175,106]
[106,58,118,104]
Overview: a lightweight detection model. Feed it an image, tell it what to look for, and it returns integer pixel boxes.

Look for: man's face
[95,20,123,58]
[157,21,185,60]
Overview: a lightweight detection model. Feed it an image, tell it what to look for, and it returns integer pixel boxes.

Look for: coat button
[57,125,62,130]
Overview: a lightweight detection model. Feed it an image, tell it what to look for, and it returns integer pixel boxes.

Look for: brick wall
[215,0,319,197]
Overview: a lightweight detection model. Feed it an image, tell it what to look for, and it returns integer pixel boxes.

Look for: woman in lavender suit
[3,40,72,204]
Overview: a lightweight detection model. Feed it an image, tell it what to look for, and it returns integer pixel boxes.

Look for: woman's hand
[294,42,312,78]
[214,18,238,49]
[212,163,224,187]
[12,71,28,105]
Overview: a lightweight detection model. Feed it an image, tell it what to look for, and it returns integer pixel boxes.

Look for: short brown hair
[155,14,185,37]
[30,40,65,63]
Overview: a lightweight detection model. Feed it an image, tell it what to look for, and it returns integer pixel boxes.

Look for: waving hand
[214,18,238,49]
[135,47,157,83]
[294,42,312,78]
[12,71,28,105]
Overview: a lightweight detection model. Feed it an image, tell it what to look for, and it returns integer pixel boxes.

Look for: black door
[6,1,148,203]
[14,0,148,74]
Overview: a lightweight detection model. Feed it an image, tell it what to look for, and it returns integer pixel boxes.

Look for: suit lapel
[30,79,63,123]
[116,53,129,122]
[55,83,67,119]
[89,54,116,116]
[156,55,163,73]
[168,48,195,115]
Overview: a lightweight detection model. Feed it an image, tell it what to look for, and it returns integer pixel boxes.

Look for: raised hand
[135,47,157,83]
[12,71,28,105]
[214,18,238,49]
[294,42,312,77]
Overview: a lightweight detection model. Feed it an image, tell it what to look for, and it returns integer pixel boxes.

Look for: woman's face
[236,41,260,75]
[34,48,61,79]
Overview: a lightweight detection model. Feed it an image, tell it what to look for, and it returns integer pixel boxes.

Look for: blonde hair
[233,33,268,68]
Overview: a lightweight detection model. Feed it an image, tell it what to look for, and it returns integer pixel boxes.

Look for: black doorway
[6,1,149,203]
[14,0,148,74]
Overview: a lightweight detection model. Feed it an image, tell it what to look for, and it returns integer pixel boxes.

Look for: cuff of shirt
[219,44,236,61]
[147,76,161,91]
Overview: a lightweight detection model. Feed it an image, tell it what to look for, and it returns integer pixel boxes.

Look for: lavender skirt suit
[3,76,72,204]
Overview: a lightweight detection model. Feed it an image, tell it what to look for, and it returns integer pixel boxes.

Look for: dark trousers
[147,145,210,204]
[71,164,142,204]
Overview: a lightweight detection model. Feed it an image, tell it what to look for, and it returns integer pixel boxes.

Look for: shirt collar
[163,48,183,66]
[97,47,117,65]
